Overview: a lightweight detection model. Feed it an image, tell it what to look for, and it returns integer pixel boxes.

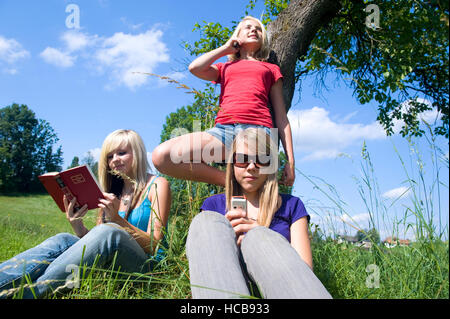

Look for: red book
[38,165,104,212]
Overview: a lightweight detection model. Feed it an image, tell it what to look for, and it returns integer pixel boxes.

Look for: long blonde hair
[227,16,270,62]
[225,128,280,227]
[97,129,150,221]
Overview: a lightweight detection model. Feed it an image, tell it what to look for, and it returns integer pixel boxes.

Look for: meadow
[0,136,448,299]
[0,191,448,299]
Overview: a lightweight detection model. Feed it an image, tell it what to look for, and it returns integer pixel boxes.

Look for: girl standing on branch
[152,16,295,187]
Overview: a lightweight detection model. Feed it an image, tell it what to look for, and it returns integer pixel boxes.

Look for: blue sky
[1,0,448,240]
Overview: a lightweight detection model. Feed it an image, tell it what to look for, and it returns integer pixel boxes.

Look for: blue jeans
[0,223,149,299]
[186,211,332,299]
[206,123,273,150]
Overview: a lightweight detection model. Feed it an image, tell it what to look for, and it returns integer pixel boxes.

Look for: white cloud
[288,107,386,161]
[120,17,145,31]
[0,35,30,73]
[289,100,444,162]
[382,186,410,200]
[3,68,17,75]
[40,31,97,68]
[341,212,371,224]
[40,47,75,68]
[300,149,341,162]
[61,31,96,52]
[95,29,169,89]
[40,28,170,90]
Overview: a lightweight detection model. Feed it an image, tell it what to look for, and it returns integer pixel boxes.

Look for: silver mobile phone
[231,196,247,214]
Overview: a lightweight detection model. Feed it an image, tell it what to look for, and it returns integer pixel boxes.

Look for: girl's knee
[186,211,236,262]
[42,233,79,250]
[151,143,170,169]
[189,211,228,233]
[88,223,128,242]
[187,211,232,249]
[241,226,283,250]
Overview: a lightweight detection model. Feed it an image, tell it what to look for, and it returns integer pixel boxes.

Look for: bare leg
[152,132,227,186]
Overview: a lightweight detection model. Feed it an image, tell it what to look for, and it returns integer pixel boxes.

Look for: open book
[38,165,104,212]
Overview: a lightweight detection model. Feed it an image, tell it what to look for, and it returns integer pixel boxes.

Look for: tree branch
[267,0,342,111]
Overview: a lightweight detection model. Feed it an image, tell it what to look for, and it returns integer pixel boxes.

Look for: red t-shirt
[213,60,283,128]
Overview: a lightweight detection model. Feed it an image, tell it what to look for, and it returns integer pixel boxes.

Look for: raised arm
[188,37,240,81]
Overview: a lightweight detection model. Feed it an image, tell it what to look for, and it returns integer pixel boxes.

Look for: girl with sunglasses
[186,128,331,299]
[151,16,295,187]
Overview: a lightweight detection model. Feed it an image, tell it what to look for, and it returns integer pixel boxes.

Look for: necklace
[122,197,130,206]
[121,192,133,207]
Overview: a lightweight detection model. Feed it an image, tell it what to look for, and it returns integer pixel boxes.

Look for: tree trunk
[267,0,341,111]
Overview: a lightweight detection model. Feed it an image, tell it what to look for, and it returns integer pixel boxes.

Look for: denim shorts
[206,123,273,150]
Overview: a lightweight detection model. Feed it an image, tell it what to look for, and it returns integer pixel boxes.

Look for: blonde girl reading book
[152,16,295,187]
[0,129,171,298]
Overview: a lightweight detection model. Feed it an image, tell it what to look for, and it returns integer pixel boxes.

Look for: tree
[186,0,449,138]
[81,151,98,178]
[301,0,449,137]
[0,104,63,192]
[356,228,380,244]
[68,156,80,169]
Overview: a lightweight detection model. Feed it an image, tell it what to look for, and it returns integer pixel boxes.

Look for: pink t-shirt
[213,60,283,128]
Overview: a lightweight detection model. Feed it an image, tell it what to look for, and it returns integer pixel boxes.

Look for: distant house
[336,235,374,249]
[383,236,411,248]
[336,235,359,244]
[357,240,373,249]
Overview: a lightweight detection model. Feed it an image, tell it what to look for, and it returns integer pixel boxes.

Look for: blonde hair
[225,128,280,227]
[97,129,149,221]
[227,16,270,62]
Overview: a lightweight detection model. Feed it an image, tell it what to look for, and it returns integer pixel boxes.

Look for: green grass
[312,239,448,298]
[0,194,192,299]
[0,194,95,262]
[1,193,448,299]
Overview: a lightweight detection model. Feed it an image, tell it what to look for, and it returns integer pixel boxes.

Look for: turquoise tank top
[118,177,166,262]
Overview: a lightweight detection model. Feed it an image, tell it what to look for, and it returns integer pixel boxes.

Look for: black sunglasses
[233,153,271,168]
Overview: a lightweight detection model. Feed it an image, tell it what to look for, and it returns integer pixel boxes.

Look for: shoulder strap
[141,175,159,201]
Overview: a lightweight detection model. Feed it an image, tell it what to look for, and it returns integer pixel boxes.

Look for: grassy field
[0,194,192,299]
[0,192,448,299]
